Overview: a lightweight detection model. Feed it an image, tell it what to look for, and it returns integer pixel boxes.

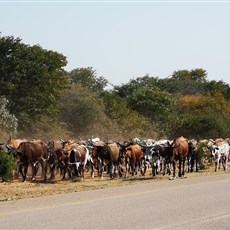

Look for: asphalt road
[1,173,230,229]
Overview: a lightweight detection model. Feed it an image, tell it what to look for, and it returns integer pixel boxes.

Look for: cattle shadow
[20,178,58,184]
[121,176,156,182]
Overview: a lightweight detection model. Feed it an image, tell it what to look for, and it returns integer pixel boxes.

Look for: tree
[171,93,230,138]
[160,68,208,95]
[113,75,159,98]
[101,91,156,139]
[0,35,69,128]
[69,67,108,93]
[58,85,117,139]
[204,80,230,100]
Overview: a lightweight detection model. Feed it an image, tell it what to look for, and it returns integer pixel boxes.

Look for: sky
[0,1,230,88]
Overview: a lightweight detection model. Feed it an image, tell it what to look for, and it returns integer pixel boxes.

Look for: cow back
[108,142,120,162]
[172,137,189,159]
[16,141,48,162]
[126,144,145,161]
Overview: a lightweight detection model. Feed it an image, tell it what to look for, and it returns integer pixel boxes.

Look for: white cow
[211,142,229,172]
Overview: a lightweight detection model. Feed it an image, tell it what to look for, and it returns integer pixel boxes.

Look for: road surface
[1,173,230,229]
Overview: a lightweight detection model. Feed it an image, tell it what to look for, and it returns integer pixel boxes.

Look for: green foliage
[2,34,230,140]
[69,67,108,92]
[0,151,16,181]
[101,91,157,139]
[58,85,117,139]
[171,93,230,139]
[0,35,69,129]
[114,75,159,98]
[127,87,175,120]
[157,69,207,95]
[204,80,230,100]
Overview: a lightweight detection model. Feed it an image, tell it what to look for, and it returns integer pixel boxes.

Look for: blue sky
[1,1,230,87]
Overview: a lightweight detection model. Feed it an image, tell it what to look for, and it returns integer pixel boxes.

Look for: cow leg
[49,161,56,180]
[135,162,139,175]
[167,163,171,175]
[190,157,195,172]
[31,163,37,182]
[82,166,85,179]
[142,160,147,176]
[73,164,79,178]
[118,165,123,177]
[157,159,161,175]
[18,164,26,182]
[43,160,48,182]
[222,157,226,171]
[178,159,182,177]
[187,156,190,173]
[152,164,156,177]
[109,163,113,179]
[100,162,104,179]
[162,159,166,176]
[62,166,67,180]
[100,166,104,179]
[125,163,129,177]
[22,164,28,182]
[195,156,199,172]
[182,158,186,177]
[118,165,122,177]
[67,167,72,179]
[91,163,95,178]
[113,164,118,178]
[215,162,218,172]
[172,159,176,179]
[132,163,136,176]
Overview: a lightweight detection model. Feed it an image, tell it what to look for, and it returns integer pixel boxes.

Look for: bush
[0,151,17,182]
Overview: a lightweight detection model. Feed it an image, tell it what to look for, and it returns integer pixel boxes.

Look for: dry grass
[1,165,229,202]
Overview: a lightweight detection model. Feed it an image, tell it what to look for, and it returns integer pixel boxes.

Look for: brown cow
[124,144,146,177]
[47,140,66,180]
[91,141,121,179]
[16,140,48,182]
[55,142,80,180]
[170,136,189,179]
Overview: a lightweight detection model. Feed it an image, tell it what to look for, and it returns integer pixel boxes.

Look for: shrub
[0,151,17,182]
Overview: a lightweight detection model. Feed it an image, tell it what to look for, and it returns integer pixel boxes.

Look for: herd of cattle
[0,136,230,182]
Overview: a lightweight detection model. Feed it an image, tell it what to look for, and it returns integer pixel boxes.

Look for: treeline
[1,35,230,142]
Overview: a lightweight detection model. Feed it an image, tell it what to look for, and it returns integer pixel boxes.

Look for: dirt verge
[1,166,229,202]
